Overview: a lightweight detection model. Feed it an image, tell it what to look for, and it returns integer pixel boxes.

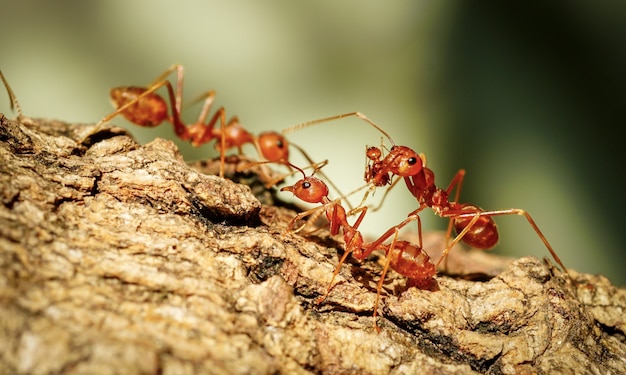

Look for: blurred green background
[2,2,623,285]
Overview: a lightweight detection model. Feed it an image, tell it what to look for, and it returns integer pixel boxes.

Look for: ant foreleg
[284,204,328,233]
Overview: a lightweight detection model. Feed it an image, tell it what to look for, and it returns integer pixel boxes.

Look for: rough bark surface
[1,115,624,375]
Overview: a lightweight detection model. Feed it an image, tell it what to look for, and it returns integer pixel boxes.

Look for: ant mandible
[89,64,291,178]
[283,112,569,276]
[279,161,435,330]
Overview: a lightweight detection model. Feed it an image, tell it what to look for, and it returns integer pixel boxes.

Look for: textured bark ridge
[1,115,624,374]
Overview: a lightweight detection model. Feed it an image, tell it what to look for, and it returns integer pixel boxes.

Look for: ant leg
[290,204,330,235]
[315,202,368,304]
[0,70,24,120]
[440,208,568,275]
[200,107,228,178]
[188,90,217,124]
[146,63,184,115]
[442,220,455,271]
[415,213,423,248]
[436,213,482,269]
[442,169,467,271]
[371,229,401,332]
[284,200,332,233]
[444,169,467,200]
[168,88,222,146]
[87,75,186,144]
[184,100,228,177]
[218,111,229,177]
[315,245,353,305]
[358,213,421,262]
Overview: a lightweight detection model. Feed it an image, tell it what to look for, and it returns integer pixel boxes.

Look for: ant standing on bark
[283,112,569,277]
[279,160,436,330]
[88,64,326,183]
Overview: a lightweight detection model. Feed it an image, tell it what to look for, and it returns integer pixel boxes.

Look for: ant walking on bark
[89,64,324,183]
[283,112,569,276]
[279,160,435,330]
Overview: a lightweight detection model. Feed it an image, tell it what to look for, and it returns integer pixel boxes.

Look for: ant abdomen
[386,240,436,280]
[453,204,499,249]
[110,87,168,127]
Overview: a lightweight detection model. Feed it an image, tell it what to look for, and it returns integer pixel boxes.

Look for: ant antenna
[288,161,307,179]
[280,159,329,179]
[281,112,396,146]
[0,70,24,119]
[309,159,329,177]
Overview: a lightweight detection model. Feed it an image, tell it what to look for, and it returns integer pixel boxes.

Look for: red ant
[88,64,324,183]
[279,161,435,330]
[283,112,569,276]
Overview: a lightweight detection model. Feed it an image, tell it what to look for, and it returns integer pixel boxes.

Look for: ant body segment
[280,161,435,330]
[283,112,568,276]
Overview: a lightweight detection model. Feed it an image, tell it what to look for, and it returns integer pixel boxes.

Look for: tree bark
[1,114,624,374]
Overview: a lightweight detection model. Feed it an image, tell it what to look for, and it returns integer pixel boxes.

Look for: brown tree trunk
[1,114,624,374]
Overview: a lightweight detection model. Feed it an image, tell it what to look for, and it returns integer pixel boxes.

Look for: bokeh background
[2,2,624,285]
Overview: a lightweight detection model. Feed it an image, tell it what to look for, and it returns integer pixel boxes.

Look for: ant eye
[302,181,311,189]
[276,140,284,148]
[408,157,417,165]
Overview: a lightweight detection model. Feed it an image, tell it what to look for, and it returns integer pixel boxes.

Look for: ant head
[387,145,423,177]
[280,176,328,204]
[366,146,382,161]
[258,131,289,162]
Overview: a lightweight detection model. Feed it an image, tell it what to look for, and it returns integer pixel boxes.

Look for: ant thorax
[429,189,450,215]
